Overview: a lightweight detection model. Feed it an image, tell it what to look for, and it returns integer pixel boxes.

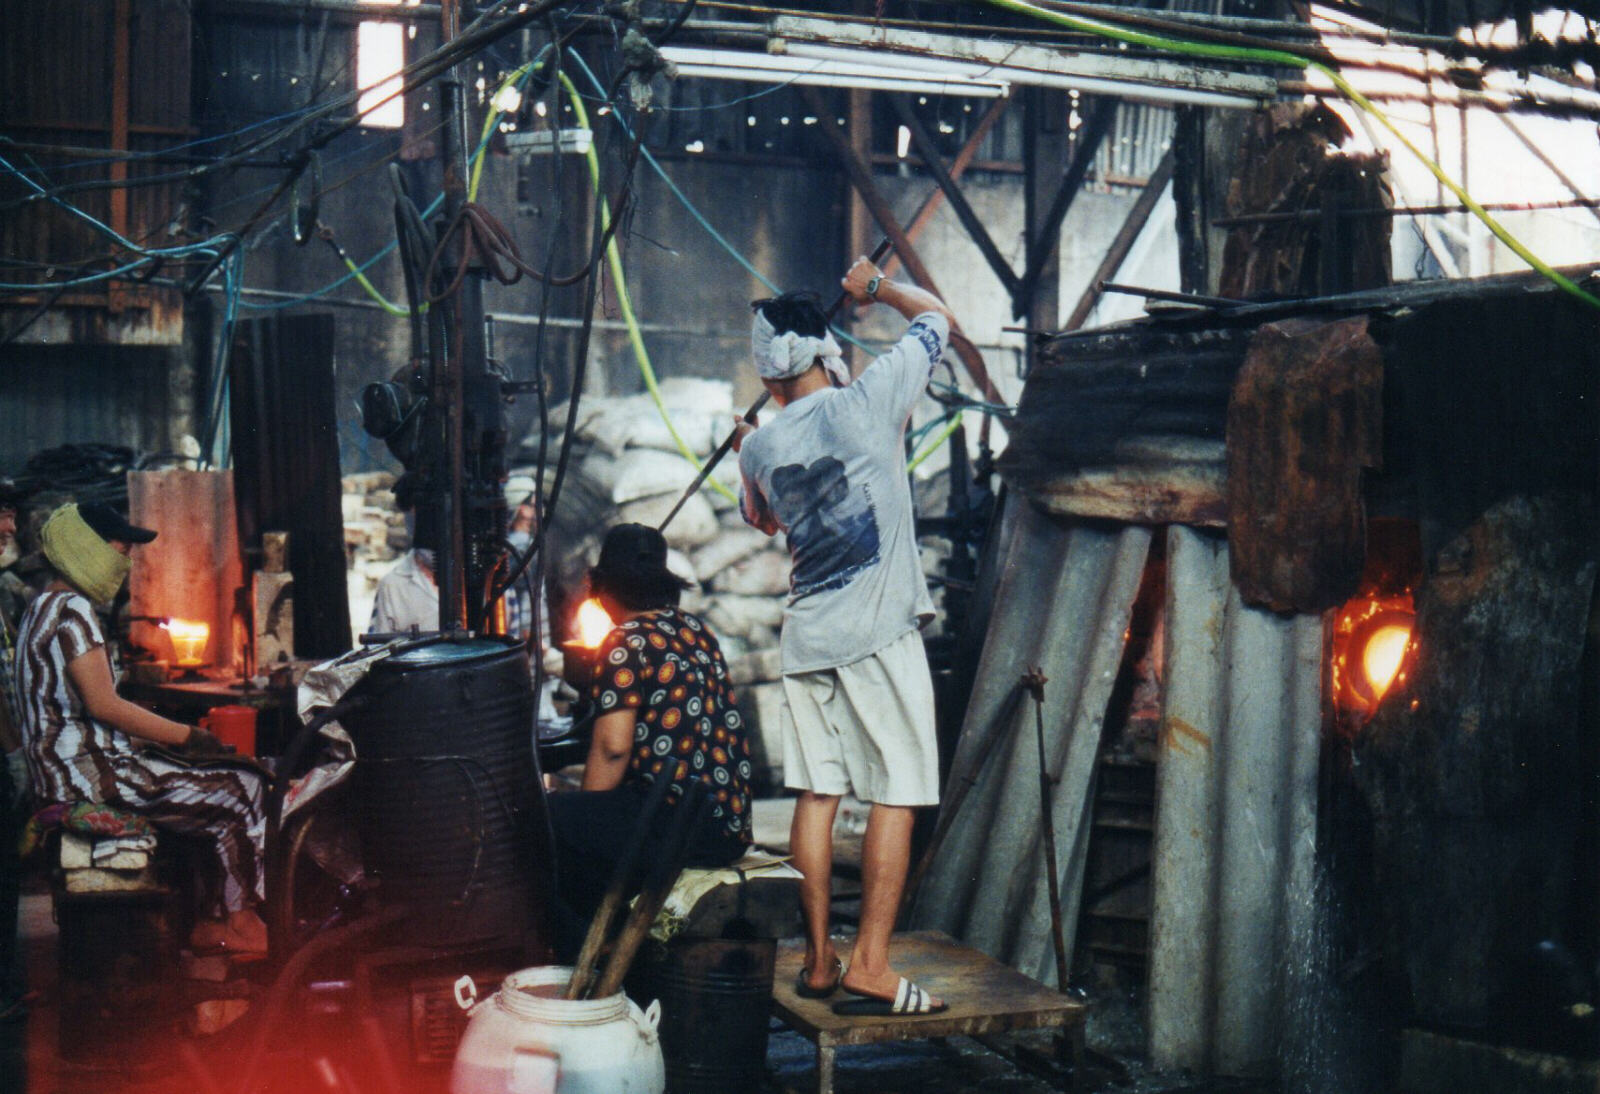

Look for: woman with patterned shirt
[546,523,753,958]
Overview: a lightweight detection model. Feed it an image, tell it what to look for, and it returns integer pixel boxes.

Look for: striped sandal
[830,977,948,1016]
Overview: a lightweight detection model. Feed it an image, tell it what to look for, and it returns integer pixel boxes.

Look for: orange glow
[1361,622,1412,701]
[1331,591,1416,721]
[573,599,614,649]
[162,618,211,667]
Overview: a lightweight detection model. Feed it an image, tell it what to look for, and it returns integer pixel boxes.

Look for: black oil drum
[630,937,777,1094]
[343,638,551,948]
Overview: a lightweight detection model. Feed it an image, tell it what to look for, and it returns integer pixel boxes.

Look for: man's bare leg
[792,791,842,991]
[840,803,943,1005]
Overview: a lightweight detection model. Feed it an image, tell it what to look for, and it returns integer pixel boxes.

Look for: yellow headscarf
[41,504,131,605]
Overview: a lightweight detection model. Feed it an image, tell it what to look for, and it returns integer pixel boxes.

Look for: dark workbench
[119,677,294,755]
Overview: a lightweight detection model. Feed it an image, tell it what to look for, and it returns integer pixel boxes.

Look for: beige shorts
[779,628,940,807]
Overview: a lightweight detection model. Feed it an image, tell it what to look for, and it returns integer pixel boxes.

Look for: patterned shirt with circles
[591,607,753,843]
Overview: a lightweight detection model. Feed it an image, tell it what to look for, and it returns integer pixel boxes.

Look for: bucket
[201,705,257,757]
[629,938,776,1094]
[451,966,664,1094]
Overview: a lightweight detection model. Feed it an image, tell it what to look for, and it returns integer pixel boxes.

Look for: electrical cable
[558,63,741,504]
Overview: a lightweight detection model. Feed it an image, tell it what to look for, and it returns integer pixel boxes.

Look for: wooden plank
[1226,316,1382,612]
[772,931,1087,1049]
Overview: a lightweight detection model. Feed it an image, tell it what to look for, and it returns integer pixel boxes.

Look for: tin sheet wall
[911,497,1151,985]
[1147,525,1322,1077]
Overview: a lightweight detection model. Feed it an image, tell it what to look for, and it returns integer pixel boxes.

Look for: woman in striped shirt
[15,503,267,956]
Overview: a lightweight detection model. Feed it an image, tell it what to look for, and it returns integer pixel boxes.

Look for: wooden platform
[772,930,1088,1094]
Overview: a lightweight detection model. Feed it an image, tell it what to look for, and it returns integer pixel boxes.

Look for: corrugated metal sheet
[911,497,1152,984]
[0,345,182,473]
[1147,524,1322,1077]
[1094,103,1174,187]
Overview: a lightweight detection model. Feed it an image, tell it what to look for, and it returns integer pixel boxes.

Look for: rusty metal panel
[0,0,190,345]
[912,501,1150,985]
[1147,525,1322,1076]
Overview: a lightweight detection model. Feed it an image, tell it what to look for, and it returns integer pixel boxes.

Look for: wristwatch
[865,275,883,298]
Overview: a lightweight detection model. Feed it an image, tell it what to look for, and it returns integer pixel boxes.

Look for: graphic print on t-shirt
[769,456,880,596]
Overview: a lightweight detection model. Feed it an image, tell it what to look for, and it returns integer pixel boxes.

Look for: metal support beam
[891,96,1020,298]
[1022,88,1069,358]
[1063,149,1176,331]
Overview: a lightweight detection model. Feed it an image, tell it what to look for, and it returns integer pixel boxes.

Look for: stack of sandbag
[341,470,405,633]
[523,377,797,788]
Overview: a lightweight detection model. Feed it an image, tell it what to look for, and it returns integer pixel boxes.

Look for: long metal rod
[1098,280,1246,308]
[1212,195,1600,227]
[1024,669,1071,993]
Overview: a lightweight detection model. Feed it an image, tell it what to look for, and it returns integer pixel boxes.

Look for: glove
[183,727,236,758]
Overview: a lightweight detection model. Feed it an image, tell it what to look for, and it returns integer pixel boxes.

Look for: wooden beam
[1063,149,1176,331]
[882,96,1009,281]
[891,96,1020,297]
[801,86,1004,410]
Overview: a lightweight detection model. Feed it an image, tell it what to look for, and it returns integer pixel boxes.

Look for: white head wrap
[752,310,850,388]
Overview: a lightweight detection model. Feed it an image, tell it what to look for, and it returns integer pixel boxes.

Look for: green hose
[560,71,739,504]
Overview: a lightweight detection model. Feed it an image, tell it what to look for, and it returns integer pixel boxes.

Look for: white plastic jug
[450,967,665,1094]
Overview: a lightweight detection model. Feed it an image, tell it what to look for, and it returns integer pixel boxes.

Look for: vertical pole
[434,0,495,630]
[1021,88,1067,374]
[109,0,131,313]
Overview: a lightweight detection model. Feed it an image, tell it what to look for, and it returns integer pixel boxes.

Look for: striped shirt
[15,590,137,803]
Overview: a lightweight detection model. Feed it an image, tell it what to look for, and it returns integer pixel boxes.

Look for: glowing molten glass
[162,618,210,667]
[1332,591,1416,722]
[1361,622,1412,702]
[573,599,614,649]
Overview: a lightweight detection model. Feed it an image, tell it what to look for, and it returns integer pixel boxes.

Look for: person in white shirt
[735,256,957,1016]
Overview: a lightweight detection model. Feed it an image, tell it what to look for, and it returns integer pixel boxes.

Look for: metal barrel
[631,938,777,1094]
[344,639,551,948]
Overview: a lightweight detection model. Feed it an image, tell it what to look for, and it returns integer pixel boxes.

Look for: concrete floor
[1,797,1267,1094]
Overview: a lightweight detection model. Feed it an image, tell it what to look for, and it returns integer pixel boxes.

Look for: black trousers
[546,783,744,962]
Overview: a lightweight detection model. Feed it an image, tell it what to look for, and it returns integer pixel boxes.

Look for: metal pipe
[200,0,444,22]
[1212,196,1600,227]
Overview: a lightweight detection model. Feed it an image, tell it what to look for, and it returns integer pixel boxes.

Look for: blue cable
[11,100,332,174]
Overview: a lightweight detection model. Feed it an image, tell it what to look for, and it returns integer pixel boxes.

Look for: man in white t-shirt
[736,256,955,1017]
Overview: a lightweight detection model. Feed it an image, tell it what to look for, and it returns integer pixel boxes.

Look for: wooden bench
[771,930,1089,1094]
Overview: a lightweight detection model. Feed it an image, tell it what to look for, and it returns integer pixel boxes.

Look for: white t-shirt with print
[738,312,947,673]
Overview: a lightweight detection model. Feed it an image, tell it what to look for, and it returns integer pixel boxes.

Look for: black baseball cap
[78,502,157,545]
[0,478,18,511]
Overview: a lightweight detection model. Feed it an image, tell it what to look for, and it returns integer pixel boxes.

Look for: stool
[46,819,181,1071]
[628,855,802,1094]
